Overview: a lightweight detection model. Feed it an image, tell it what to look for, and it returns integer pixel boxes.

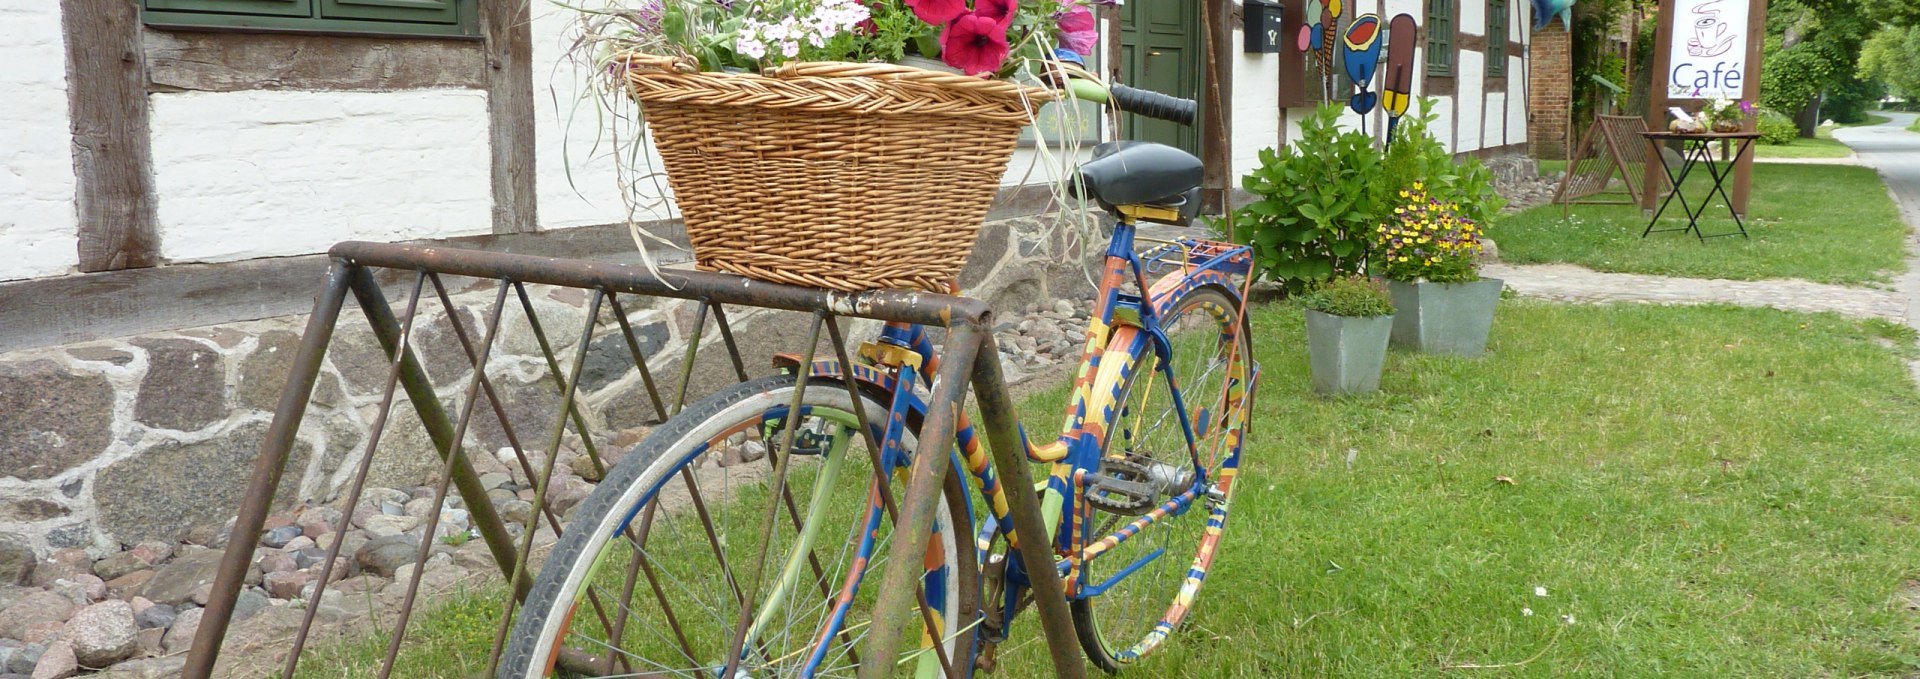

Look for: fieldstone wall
[0,213,1103,564]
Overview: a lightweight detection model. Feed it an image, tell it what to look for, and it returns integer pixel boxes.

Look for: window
[1425,0,1454,77]
[143,0,478,38]
[1486,0,1508,77]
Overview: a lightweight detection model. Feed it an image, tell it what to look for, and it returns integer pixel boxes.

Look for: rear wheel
[1071,286,1253,670]
[498,374,978,678]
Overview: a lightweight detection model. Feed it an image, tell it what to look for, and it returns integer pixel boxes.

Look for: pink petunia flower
[973,0,1018,28]
[1055,0,1097,56]
[941,13,1012,75]
[906,0,968,24]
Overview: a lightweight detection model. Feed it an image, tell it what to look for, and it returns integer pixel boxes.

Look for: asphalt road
[1830,112,1920,226]
[1829,111,1920,357]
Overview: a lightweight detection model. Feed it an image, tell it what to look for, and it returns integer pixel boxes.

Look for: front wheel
[497,374,978,678]
[1071,285,1254,671]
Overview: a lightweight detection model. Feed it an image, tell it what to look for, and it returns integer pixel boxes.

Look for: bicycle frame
[784,217,1258,673]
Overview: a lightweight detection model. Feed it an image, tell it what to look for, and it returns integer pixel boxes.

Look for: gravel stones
[0,591,75,640]
[64,601,137,668]
[133,551,222,607]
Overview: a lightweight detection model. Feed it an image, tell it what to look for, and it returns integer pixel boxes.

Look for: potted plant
[570,0,1099,291]
[1700,95,1753,133]
[1299,276,1395,395]
[1378,182,1502,356]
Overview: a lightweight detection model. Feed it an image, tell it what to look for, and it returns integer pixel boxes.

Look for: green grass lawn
[1496,163,1908,286]
[295,300,1920,678]
[1754,135,1852,159]
[1754,115,1887,159]
[1909,117,1920,134]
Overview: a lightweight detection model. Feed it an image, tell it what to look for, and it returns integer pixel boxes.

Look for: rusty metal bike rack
[180,241,1087,679]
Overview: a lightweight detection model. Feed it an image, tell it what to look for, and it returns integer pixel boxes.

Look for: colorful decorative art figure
[1341,14,1382,114]
[1381,12,1417,143]
[1530,0,1574,31]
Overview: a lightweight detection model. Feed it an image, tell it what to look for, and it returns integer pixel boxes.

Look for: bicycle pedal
[1086,458,1158,515]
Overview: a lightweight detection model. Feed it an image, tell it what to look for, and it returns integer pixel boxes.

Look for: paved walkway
[1495,112,1920,326]
[1484,262,1906,319]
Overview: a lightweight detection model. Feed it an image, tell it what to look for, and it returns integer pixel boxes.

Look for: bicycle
[496,74,1259,678]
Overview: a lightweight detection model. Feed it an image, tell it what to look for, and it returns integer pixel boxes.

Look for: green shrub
[1380,98,1504,229]
[1297,276,1394,317]
[1236,104,1386,291]
[1757,109,1799,145]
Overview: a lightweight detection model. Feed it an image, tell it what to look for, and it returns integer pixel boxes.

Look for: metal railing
[180,241,1087,679]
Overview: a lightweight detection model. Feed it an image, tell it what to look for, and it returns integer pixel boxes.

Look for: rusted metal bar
[376,276,512,679]
[184,261,354,679]
[859,323,982,679]
[709,302,751,382]
[488,288,607,674]
[280,272,433,679]
[329,242,993,329]
[345,267,526,598]
[668,302,709,417]
[971,334,1089,679]
[605,293,671,424]
[723,311,827,677]
[510,282,612,478]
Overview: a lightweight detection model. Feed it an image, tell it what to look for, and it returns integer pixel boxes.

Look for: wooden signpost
[1642,0,1768,216]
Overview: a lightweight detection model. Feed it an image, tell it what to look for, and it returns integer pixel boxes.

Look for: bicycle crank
[1086,455,1195,515]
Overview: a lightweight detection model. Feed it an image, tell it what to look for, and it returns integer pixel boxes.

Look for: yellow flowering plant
[1377,182,1483,283]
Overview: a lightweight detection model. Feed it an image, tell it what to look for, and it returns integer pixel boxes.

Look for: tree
[1860,26,1920,102]
[1762,0,1879,133]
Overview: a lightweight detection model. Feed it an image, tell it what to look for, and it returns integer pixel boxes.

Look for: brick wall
[1527,24,1572,159]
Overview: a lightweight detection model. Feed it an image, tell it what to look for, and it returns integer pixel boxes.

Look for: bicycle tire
[1070,284,1254,671]
[497,373,978,678]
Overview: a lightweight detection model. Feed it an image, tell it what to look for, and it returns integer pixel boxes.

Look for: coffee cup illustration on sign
[1687,0,1738,57]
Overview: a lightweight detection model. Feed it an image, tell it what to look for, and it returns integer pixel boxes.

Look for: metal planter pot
[1387,278,1504,357]
[1305,310,1393,395]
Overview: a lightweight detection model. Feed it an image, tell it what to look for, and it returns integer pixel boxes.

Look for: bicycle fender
[770,354,898,394]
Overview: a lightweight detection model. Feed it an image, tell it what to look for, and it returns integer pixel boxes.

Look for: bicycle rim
[498,374,977,678]
[1073,286,1253,670]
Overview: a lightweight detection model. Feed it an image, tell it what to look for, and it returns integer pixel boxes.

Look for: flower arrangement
[1699,95,1754,132]
[1298,275,1394,318]
[1376,182,1484,284]
[585,0,1101,78]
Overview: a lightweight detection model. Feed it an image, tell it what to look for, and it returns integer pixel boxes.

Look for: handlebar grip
[1109,84,1197,127]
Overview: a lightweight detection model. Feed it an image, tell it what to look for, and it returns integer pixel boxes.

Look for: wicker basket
[621,54,1052,292]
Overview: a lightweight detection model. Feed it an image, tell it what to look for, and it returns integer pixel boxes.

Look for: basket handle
[619,52,700,74]
[768,61,1055,101]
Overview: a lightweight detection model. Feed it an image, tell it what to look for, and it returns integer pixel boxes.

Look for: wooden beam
[1200,0,1233,221]
[63,0,160,272]
[0,185,1054,354]
[145,31,487,93]
[480,0,538,234]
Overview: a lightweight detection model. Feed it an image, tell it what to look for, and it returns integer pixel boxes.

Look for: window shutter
[1425,0,1453,76]
[318,0,458,24]
[146,0,311,17]
[1487,0,1507,77]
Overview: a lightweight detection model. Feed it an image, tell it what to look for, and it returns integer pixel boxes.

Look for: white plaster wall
[1456,51,1484,151]
[0,1,79,282]
[1231,28,1284,180]
[529,4,671,230]
[1484,91,1507,147]
[150,90,493,263]
[1508,57,1528,142]
[1427,95,1457,152]
[1460,0,1486,36]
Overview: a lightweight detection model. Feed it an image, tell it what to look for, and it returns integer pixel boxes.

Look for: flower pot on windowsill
[1305,310,1393,395]
[1387,278,1503,357]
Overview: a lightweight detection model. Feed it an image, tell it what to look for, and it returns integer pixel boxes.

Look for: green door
[1118,0,1203,156]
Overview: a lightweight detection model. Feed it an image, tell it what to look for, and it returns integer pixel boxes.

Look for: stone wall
[0,213,1102,563]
